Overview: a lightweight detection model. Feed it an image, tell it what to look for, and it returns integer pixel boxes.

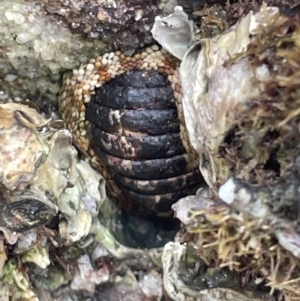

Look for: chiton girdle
[59,46,203,218]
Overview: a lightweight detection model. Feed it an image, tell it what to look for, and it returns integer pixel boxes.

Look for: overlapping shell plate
[3,2,300,301]
[59,45,202,218]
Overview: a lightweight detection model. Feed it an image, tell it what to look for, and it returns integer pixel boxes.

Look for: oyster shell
[0,103,110,299]
[70,254,109,293]
[152,6,194,60]
[153,5,300,190]
[0,103,50,191]
[153,4,300,301]
[162,241,272,301]
[0,103,165,300]
[0,103,106,242]
[0,103,59,232]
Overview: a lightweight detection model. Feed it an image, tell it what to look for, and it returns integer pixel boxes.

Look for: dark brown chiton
[59,46,203,217]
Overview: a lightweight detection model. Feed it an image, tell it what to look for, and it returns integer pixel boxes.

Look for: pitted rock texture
[41,0,163,51]
[0,0,166,110]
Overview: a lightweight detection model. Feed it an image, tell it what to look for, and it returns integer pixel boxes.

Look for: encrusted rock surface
[2,1,300,301]
[153,3,300,301]
[0,0,171,110]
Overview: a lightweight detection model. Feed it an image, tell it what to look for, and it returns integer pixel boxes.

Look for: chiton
[59,45,203,217]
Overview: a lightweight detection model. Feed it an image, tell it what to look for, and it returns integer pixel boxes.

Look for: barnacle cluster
[153,3,300,301]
